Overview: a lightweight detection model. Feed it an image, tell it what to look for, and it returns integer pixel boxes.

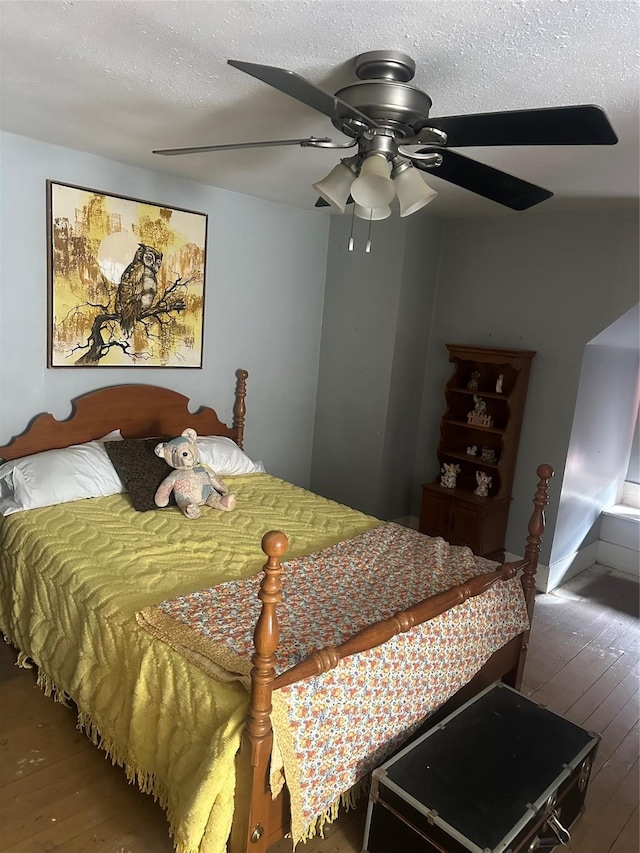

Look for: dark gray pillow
[104,438,173,512]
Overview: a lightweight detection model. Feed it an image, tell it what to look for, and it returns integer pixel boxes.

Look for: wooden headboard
[0,369,248,461]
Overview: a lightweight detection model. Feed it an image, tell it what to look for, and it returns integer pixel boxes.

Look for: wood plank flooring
[1,562,638,853]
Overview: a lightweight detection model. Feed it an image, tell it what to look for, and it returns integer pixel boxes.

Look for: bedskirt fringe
[297,774,370,845]
[9,643,71,707]
[76,710,168,803]
[74,710,201,853]
[36,666,72,707]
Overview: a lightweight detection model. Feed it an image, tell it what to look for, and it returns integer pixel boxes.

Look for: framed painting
[47,180,208,367]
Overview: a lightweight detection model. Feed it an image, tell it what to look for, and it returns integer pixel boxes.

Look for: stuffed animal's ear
[182,428,198,444]
[154,442,167,458]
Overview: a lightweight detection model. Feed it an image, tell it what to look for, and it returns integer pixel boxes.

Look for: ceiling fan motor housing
[334,50,433,139]
[354,50,416,82]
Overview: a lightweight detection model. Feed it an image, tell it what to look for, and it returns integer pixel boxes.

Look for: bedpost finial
[262,530,288,558]
[537,463,554,481]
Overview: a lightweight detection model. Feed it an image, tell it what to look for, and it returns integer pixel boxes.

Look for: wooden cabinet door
[448,502,484,552]
[419,489,452,539]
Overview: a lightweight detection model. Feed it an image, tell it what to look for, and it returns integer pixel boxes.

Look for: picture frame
[46,180,208,367]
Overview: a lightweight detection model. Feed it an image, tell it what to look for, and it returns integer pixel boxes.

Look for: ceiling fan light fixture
[393,164,438,217]
[354,203,392,220]
[312,160,357,213]
[350,153,395,208]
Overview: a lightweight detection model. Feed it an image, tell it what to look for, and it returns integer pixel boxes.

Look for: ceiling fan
[153,50,618,216]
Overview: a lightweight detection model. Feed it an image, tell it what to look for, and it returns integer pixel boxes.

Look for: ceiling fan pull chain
[348,206,356,252]
[365,210,373,253]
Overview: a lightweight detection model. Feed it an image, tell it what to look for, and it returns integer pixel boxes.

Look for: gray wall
[310,209,443,519]
[380,213,445,519]
[415,207,639,565]
[0,131,330,486]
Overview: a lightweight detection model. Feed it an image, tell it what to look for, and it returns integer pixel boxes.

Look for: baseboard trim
[597,540,640,578]
[540,543,600,593]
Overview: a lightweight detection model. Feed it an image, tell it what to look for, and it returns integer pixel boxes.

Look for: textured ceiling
[1,0,638,216]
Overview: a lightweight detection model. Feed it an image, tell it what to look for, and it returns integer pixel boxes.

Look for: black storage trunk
[363,682,599,853]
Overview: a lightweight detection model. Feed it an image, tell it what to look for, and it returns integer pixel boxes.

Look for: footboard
[229,464,553,853]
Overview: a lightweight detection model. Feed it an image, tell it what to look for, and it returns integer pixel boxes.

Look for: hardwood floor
[1,562,638,852]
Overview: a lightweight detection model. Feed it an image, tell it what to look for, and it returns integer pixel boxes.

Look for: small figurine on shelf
[467,371,481,391]
[496,374,504,394]
[440,462,461,489]
[474,471,492,497]
[473,395,487,414]
[466,445,478,456]
[467,396,494,428]
[480,446,497,463]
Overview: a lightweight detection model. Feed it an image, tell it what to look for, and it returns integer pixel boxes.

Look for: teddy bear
[474,471,492,497]
[154,428,236,519]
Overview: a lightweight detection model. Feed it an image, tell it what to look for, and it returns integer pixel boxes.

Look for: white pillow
[197,435,266,475]
[0,430,124,516]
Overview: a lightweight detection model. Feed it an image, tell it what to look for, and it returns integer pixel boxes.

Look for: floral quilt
[137,522,529,845]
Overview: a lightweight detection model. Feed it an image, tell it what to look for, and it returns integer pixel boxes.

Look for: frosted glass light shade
[312,162,355,213]
[394,166,438,217]
[354,203,392,220]
[350,154,395,208]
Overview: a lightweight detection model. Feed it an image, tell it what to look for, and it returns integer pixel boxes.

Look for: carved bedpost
[233,368,248,449]
[512,463,553,689]
[229,530,288,853]
[522,463,554,619]
[246,531,287,756]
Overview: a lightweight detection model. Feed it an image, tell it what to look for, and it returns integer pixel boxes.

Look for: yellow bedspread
[0,473,380,853]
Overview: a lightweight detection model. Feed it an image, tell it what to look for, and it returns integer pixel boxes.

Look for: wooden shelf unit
[420,344,535,560]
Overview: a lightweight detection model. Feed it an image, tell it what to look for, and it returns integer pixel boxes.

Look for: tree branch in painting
[70,274,194,365]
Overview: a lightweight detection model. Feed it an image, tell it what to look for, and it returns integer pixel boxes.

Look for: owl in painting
[116,244,163,337]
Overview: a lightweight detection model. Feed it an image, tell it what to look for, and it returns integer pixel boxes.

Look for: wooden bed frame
[0,368,553,853]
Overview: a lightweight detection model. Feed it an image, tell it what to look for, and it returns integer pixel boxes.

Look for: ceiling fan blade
[228,59,378,129]
[424,105,618,147]
[153,137,333,156]
[414,149,553,210]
